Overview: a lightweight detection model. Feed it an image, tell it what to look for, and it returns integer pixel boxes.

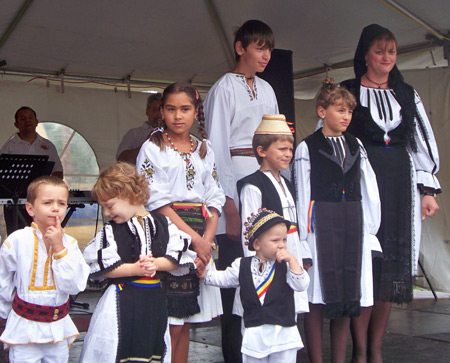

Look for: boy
[204,20,278,361]
[202,209,309,362]
[238,114,311,314]
[0,176,89,362]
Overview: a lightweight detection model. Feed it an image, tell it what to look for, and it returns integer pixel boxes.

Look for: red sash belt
[12,294,70,322]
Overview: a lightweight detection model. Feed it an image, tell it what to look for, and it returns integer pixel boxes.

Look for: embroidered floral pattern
[212,164,220,187]
[185,158,195,190]
[140,158,155,183]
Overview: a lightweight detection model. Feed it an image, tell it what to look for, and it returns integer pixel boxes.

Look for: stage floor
[59,289,450,362]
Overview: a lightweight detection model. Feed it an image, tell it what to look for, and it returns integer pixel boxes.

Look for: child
[294,79,381,362]
[0,176,89,362]
[80,162,196,363]
[137,82,225,363]
[203,20,279,362]
[202,209,309,363]
[237,114,311,316]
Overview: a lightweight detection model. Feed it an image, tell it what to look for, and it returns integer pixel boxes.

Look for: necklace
[246,76,254,81]
[365,74,388,89]
[164,131,194,164]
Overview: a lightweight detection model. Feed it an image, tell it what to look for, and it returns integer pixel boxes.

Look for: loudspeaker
[258,49,295,134]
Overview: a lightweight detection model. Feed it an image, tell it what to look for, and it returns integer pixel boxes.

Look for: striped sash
[256,263,276,300]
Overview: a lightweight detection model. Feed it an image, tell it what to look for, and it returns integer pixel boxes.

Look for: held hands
[192,235,212,265]
[138,254,157,277]
[421,195,439,221]
[44,216,64,253]
[196,257,206,279]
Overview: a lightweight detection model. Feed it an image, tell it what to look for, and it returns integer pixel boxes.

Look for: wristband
[423,191,436,197]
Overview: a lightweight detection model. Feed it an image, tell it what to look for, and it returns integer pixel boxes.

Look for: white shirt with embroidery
[0,224,89,346]
[204,73,279,233]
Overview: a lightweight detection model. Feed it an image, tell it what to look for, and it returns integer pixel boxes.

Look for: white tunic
[205,257,309,359]
[239,170,311,313]
[0,133,63,174]
[136,137,225,323]
[115,122,154,160]
[294,137,381,307]
[204,73,279,234]
[0,224,89,347]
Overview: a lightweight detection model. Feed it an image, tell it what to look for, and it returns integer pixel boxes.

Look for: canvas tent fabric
[0,0,448,291]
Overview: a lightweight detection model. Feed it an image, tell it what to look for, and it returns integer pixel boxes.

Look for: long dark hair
[149,82,208,159]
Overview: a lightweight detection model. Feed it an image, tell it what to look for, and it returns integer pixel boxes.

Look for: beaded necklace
[365,74,389,89]
[164,131,194,164]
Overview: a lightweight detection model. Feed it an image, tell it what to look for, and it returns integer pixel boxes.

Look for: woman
[341,24,440,363]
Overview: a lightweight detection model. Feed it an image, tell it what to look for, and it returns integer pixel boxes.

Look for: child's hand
[195,257,206,278]
[192,236,212,265]
[275,248,294,263]
[44,216,64,253]
[141,256,157,277]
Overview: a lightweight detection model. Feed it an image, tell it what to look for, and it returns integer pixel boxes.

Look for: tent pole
[204,0,235,69]
[0,0,34,50]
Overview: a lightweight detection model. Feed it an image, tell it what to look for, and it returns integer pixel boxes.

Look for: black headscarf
[353,24,417,151]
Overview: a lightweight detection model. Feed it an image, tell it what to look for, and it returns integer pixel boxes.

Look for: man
[1,106,63,234]
[116,93,161,164]
[203,19,279,363]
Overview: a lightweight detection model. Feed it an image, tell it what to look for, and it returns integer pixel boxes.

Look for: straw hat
[255,114,292,135]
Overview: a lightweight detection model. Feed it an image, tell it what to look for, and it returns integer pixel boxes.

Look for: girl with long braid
[137,82,225,363]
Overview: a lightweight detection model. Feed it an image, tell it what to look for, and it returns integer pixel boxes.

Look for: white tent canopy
[0,0,449,291]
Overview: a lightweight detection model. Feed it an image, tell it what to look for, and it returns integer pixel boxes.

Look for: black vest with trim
[239,257,296,328]
[237,170,295,216]
[103,211,170,285]
[305,129,361,202]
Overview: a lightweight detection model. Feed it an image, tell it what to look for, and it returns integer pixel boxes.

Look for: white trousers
[242,348,298,363]
[9,341,69,363]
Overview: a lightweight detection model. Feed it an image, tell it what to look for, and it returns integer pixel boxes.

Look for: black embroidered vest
[239,257,296,328]
[237,170,295,216]
[103,212,170,285]
[305,129,361,202]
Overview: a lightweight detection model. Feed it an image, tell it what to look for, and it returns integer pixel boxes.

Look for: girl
[80,162,196,363]
[201,209,310,363]
[341,24,440,362]
[294,80,381,363]
[137,82,225,363]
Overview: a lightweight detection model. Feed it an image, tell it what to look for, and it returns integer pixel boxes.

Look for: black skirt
[118,284,168,362]
[366,144,413,303]
[314,199,363,319]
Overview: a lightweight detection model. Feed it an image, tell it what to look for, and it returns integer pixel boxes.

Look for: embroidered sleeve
[52,235,90,295]
[82,224,123,280]
[201,140,226,214]
[287,264,310,292]
[136,141,173,209]
[204,85,236,199]
[411,90,441,193]
[0,239,17,318]
[205,257,241,288]
[293,141,312,241]
[164,217,197,276]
